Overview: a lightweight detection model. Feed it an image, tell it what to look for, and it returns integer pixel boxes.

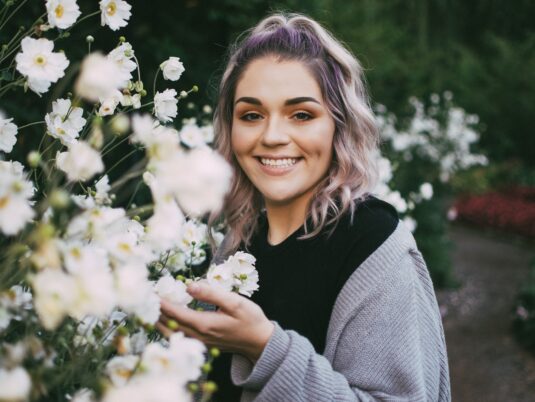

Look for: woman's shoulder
[328,195,399,250]
[325,195,400,286]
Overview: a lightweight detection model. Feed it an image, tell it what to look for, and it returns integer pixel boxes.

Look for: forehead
[235,56,323,101]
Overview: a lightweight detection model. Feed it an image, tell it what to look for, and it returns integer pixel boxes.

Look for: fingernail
[188,283,200,294]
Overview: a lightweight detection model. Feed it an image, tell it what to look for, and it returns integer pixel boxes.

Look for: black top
[208,196,398,401]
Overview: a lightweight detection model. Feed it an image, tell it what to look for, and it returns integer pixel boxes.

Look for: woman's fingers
[186,282,245,315]
[160,299,228,335]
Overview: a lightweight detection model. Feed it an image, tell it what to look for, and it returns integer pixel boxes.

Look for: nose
[260,115,291,147]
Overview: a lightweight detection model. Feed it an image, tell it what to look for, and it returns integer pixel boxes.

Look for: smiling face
[231,56,336,209]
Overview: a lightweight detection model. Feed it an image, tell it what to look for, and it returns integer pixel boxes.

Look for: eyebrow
[234,96,321,106]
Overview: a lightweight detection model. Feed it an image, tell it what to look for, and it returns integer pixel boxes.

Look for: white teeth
[260,158,298,167]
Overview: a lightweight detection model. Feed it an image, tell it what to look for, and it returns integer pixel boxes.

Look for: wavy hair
[210,12,379,254]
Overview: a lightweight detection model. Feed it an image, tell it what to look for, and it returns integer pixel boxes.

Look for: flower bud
[180,90,188,99]
[202,382,217,394]
[201,362,212,374]
[166,319,179,330]
[175,275,185,282]
[49,189,70,209]
[188,383,199,393]
[27,151,41,168]
[119,36,126,43]
[110,113,130,135]
[86,35,94,43]
[209,347,220,358]
[192,85,199,92]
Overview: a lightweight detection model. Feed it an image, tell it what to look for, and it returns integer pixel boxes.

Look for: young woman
[157,12,451,402]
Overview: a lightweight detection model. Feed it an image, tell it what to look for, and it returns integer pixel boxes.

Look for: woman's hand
[156,282,274,363]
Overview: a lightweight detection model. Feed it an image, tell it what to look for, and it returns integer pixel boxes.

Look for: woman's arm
[230,247,451,402]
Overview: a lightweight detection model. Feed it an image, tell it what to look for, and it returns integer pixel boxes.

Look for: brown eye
[293,112,313,121]
[240,113,263,122]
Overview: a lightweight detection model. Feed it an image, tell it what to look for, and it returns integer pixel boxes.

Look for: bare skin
[157,56,336,361]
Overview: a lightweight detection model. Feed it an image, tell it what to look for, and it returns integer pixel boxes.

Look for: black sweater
[209,196,398,401]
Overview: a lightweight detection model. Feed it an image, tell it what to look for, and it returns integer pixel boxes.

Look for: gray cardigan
[225,221,451,402]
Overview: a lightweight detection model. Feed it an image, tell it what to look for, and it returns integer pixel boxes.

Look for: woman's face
[231,56,336,208]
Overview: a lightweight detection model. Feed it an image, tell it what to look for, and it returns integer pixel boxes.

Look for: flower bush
[452,187,535,238]
[375,92,488,286]
[0,2,257,401]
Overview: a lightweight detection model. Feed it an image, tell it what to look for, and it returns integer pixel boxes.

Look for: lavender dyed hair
[210,12,379,253]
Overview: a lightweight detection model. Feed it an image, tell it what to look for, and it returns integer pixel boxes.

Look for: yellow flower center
[55,5,64,18]
[118,243,131,252]
[34,55,46,66]
[0,196,9,209]
[107,2,117,16]
[70,247,82,259]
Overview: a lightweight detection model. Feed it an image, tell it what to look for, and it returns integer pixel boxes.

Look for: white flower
[222,251,259,297]
[75,53,124,102]
[153,89,178,123]
[60,241,109,274]
[66,206,125,242]
[179,121,205,148]
[0,367,31,402]
[121,93,141,109]
[157,147,232,216]
[0,112,18,153]
[403,216,417,232]
[32,269,76,330]
[0,161,35,236]
[45,98,86,145]
[69,265,116,320]
[15,37,69,96]
[131,114,156,145]
[106,355,140,387]
[71,388,95,402]
[102,376,190,402]
[419,182,433,200]
[200,124,214,144]
[46,0,81,29]
[56,141,104,182]
[141,333,205,383]
[160,57,185,81]
[177,220,207,259]
[145,198,184,252]
[145,126,181,161]
[98,90,123,116]
[206,263,234,292]
[108,42,137,86]
[114,264,159,324]
[100,0,132,31]
[155,276,192,308]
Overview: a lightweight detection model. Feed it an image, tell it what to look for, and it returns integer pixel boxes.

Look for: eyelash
[239,112,313,122]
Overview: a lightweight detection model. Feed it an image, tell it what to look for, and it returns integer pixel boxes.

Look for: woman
[157,12,451,402]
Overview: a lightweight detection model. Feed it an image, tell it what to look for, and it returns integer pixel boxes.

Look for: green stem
[17,120,45,130]
[0,0,29,32]
[152,68,160,97]
[0,77,23,98]
[104,148,138,175]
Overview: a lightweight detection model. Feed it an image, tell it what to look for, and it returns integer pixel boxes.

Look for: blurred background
[2,1,534,400]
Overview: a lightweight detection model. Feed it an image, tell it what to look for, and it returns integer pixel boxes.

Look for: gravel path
[436,224,535,402]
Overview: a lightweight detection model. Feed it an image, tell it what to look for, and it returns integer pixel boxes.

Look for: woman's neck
[264,195,311,246]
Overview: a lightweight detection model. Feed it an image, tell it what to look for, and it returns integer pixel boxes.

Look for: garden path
[436,225,535,402]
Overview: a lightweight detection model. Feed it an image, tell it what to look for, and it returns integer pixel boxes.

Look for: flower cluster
[376,92,488,183]
[0,2,251,401]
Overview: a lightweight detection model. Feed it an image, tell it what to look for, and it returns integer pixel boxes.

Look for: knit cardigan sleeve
[230,222,451,402]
